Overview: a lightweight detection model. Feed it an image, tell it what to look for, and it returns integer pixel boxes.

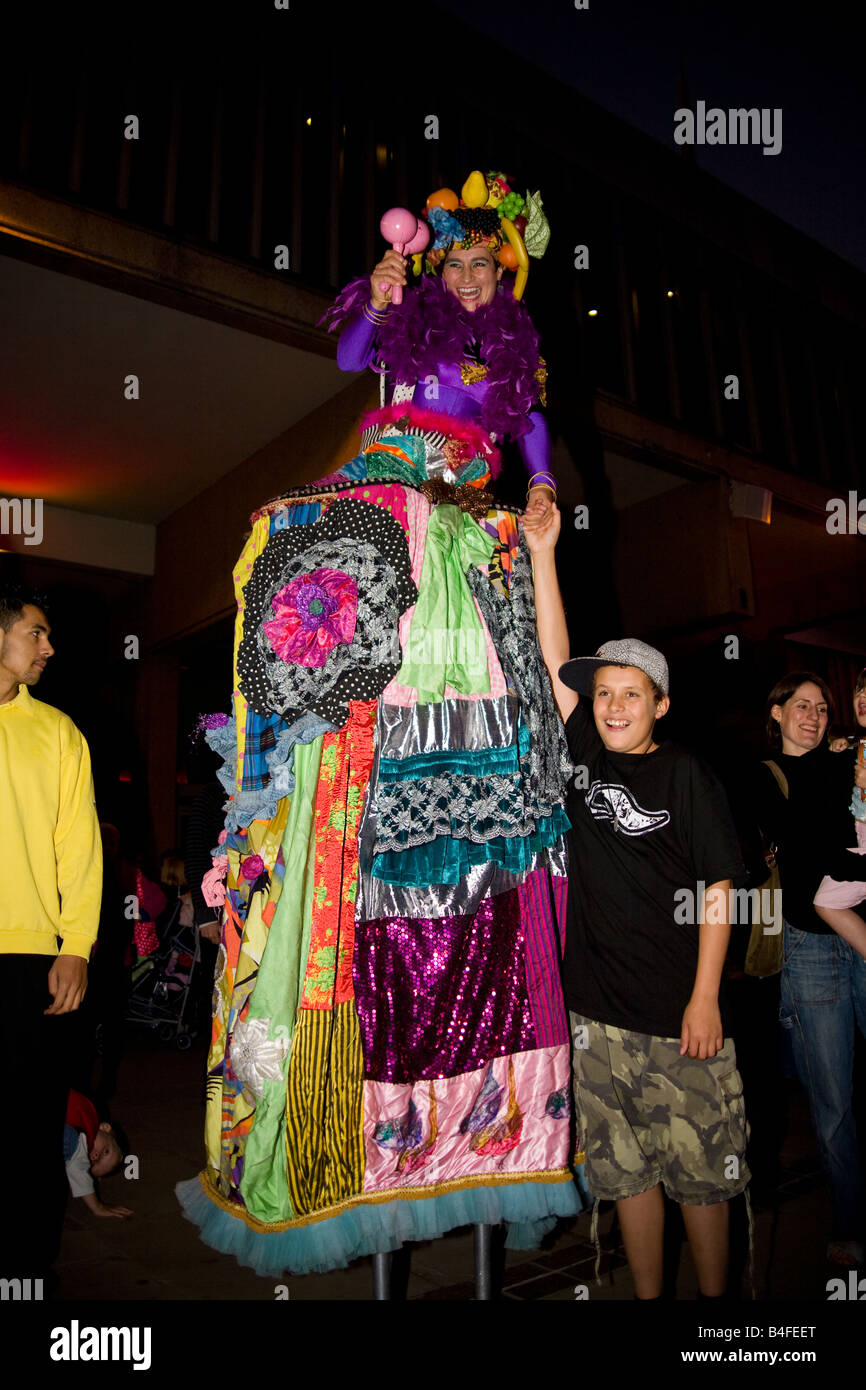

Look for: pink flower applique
[240,854,265,882]
[264,568,357,668]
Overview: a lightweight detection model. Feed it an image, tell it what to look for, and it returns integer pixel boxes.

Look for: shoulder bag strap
[762,759,789,801]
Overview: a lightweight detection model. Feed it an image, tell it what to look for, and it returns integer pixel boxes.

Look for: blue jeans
[780,924,866,1239]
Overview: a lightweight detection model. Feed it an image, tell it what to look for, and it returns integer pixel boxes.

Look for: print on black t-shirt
[585,782,671,836]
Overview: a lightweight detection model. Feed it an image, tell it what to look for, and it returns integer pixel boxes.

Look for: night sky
[437,0,865,273]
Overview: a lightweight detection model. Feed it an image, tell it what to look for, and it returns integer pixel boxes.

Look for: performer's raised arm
[334,250,409,371]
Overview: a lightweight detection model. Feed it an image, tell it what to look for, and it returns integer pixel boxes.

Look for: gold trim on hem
[196,1165,576,1234]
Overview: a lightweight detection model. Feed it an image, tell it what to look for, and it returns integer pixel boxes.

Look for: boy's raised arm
[521,504,578,723]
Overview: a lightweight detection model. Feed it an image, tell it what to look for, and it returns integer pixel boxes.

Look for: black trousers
[0,954,75,1279]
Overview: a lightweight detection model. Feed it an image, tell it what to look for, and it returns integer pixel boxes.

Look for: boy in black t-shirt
[523,503,748,1299]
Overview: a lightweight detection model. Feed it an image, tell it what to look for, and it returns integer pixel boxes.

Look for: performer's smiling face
[441,245,502,311]
[592,665,669,755]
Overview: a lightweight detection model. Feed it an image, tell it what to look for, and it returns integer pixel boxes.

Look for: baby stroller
[126,889,201,1050]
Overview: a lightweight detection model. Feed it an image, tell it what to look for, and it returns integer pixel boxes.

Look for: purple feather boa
[320,276,371,331]
[320,275,541,441]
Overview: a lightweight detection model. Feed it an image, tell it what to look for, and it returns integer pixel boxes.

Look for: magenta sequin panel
[353,889,536,1083]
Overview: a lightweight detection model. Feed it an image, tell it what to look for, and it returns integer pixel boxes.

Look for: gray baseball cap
[558,639,669,697]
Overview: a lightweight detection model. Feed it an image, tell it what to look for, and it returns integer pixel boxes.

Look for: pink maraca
[379,207,417,306]
[403,219,430,256]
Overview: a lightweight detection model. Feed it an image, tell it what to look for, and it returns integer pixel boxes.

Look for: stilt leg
[390,1243,412,1299]
[372,1252,391,1300]
[474,1223,493,1300]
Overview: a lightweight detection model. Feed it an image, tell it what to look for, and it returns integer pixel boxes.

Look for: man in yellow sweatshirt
[0,585,102,1286]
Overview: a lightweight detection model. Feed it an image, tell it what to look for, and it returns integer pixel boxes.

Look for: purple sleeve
[336,311,379,372]
[516,411,554,479]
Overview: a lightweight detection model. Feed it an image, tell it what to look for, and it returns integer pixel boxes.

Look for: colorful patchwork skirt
[176,411,588,1275]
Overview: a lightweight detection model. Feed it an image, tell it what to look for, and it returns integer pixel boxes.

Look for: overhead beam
[0,180,337,355]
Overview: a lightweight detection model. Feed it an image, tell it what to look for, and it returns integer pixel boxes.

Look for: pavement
[54,1027,859,1304]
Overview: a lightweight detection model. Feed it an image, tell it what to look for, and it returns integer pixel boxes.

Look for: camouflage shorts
[570,1012,750,1205]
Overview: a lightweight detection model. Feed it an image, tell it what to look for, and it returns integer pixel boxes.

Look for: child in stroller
[125,854,200,1050]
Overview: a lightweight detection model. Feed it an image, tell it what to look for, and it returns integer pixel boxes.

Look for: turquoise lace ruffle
[372,807,571,887]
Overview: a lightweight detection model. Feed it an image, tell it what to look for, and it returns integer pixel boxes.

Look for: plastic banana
[500,217,529,300]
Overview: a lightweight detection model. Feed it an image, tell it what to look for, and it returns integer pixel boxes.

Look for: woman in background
[755,672,866,1269]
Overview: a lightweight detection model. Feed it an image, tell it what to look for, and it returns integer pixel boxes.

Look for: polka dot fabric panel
[237,499,417,728]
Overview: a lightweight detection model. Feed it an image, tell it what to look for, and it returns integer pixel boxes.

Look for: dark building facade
[1,5,863,847]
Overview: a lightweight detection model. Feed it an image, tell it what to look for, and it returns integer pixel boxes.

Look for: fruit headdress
[422,171,550,300]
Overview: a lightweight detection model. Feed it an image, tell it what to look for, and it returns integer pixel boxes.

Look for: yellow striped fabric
[285,1001,365,1215]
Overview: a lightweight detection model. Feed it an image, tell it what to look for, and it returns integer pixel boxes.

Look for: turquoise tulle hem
[176,1169,591,1278]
